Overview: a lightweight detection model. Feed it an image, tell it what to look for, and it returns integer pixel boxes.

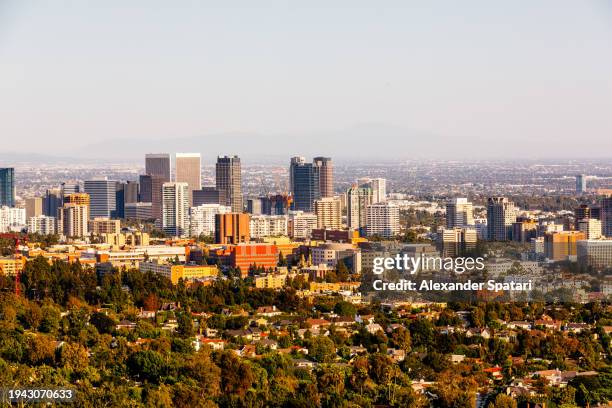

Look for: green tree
[309,336,336,363]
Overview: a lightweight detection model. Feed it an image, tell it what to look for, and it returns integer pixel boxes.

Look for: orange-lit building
[211,243,278,277]
[215,213,250,244]
[65,193,90,206]
[544,231,586,261]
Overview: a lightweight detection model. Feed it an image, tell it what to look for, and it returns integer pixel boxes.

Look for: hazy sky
[1,1,611,160]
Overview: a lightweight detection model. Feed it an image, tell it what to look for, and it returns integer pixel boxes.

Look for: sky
[0,1,611,161]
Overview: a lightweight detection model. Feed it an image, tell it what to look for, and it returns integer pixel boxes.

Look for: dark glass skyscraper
[290,157,320,212]
[145,153,171,181]
[216,156,242,212]
[0,168,15,207]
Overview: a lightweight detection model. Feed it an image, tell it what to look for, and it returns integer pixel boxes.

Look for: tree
[487,393,517,408]
[90,312,116,335]
[334,301,356,317]
[127,350,167,383]
[309,336,336,363]
[59,342,89,372]
[389,326,411,351]
[177,312,195,337]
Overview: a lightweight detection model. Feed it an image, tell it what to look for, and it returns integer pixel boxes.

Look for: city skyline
[1,1,612,160]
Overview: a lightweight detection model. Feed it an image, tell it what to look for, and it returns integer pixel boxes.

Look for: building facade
[216,156,242,212]
[162,182,190,237]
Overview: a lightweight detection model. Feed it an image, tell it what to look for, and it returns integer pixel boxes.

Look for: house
[253,338,278,350]
[256,306,282,317]
[236,345,257,358]
[306,318,331,331]
[193,336,226,351]
[294,358,317,369]
[366,323,384,334]
[466,328,491,339]
[116,320,137,330]
[450,354,466,364]
[565,323,590,333]
[507,321,531,330]
[387,348,406,363]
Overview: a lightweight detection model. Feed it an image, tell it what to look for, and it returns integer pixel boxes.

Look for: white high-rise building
[358,178,387,203]
[578,218,602,239]
[57,203,89,237]
[249,215,288,238]
[28,215,56,235]
[189,204,231,237]
[347,186,372,232]
[314,197,342,229]
[162,182,190,237]
[366,202,399,238]
[0,206,26,233]
[446,198,474,228]
[288,211,318,239]
[486,197,517,241]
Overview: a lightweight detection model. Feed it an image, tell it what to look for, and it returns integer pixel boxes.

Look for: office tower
[0,206,25,232]
[190,204,231,237]
[446,198,474,228]
[347,186,372,233]
[314,197,342,229]
[512,219,538,243]
[162,182,190,237]
[359,178,387,203]
[193,187,225,207]
[437,227,478,257]
[0,168,15,207]
[60,182,80,198]
[249,215,289,238]
[313,157,333,198]
[43,188,62,217]
[247,197,264,215]
[366,202,400,238]
[89,218,121,235]
[114,182,125,219]
[486,197,517,241]
[577,240,612,270]
[574,204,593,226]
[216,156,242,212]
[288,211,318,239]
[262,194,292,215]
[139,174,165,223]
[290,157,320,212]
[125,181,139,204]
[215,213,250,244]
[145,153,171,181]
[602,197,612,237]
[576,174,587,194]
[175,153,201,205]
[58,203,89,237]
[84,179,116,219]
[578,218,602,239]
[28,215,56,235]
[544,231,586,261]
[124,202,153,221]
[65,193,90,207]
[25,197,43,219]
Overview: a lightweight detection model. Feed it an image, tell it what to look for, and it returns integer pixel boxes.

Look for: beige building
[314,197,342,230]
[90,217,121,235]
[175,153,201,206]
[25,197,43,219]
[578,218,602,240]
[254,273,288,289]
[140,261,218,285]
[57,203,89,238]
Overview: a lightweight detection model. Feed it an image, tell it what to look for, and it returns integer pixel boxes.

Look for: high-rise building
[124,202,153,221]
[25,197,43,219]
[486,197,517,241]
[124,181,139,204]
[58,203,89,237]
[60,182,80,198]
[577,218,602,239]
[602,197,612,237]
[347,186,372,233]
[193,187,225,206]
[437,227,478,257]
[577,239,612,270]
[84,179,117,219]
[145,153,171,181]
[313,157,333,198]
[0,168,15,207]
[175,153,201,205]
[544,231,586,261]
[366,202,399,238]
[162,182,190,237]
[0,206,25,232]
[576,174,587,194]
[247,197,264,215]
[216,156,242,212]
[139,174,165,224]
[290,157,320,212]
[65,193,90,207]
[288,211,318,239]
[249,215,288,238]
[43,188,62,217]
[28,215,56,235]
[446,198,474,228]
[359,178,387,203]
[262,194,292,215]
[314,197,342,230]
[114,182,125,219]
[215,213,250,244]
[189,204,231,237]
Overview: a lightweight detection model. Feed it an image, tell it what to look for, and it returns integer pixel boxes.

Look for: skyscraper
[139,174,165,224]
[314,197,342,229]
[359,178,387,203]
[215,212,250,244]
[216,156,242,212]
[58,202,89,237]
[125,181,139,204]
[290,157,320,212]
[602,196,612,237]
[162,182,190,237]
[60,182,80,198]
[446,198,474,228]
[313,157,333,198]
[43,188,62,217]
[25,197,43,219]
[175,153,201,205]
[0,168,15,207]
[84,180,117,219]
[366,202,400,238]
[486,197,517,241]
[347,186,372,233]
[145,153,171,181]
[576,174,587,194]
